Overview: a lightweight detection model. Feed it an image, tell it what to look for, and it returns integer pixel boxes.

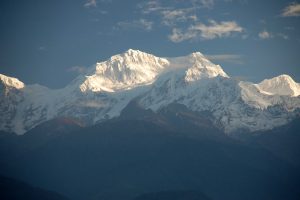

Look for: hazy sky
[0,0,300,88]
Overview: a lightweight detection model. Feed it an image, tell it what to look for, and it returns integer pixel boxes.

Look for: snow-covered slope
[0,74,24,90]
[0,49,300,135]
[80,49,169,92]
[0,74,25,132]
[256,74,300,97]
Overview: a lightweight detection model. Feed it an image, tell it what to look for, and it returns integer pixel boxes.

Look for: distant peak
[80,50,230,92]
[190,51,205,57]
[121,49,151,58]
[80,50,169,92]
[108,49,160,63]
[124,49,141,54]
[275,74,295,81]
[261,74,297,85]
[182,52,229,81]
[0,74,25,89]
[257,74,300,97]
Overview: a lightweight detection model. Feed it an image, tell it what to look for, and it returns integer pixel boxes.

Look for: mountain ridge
[1,49,300,134]
[1,113,299,200]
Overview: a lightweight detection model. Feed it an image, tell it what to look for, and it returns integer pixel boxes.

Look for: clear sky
[0,0,299,88]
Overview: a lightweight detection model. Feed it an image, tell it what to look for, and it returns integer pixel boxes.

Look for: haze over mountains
[1,49,300,135]
[1,105,300,200]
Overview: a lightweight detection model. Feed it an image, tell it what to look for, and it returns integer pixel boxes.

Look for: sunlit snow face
[80,50,170,92]
[256,75,300,97]
[0,74,25,90]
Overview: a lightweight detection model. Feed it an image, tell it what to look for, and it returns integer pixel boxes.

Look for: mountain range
[1,49,300,200]
[1,49,300,135]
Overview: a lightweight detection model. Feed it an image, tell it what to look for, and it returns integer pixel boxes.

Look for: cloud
[138,1,244,42]
[116,19,153,31]
[67,66,88,74]
[241,34,249,39]
[169,20,243,42]
[81,101,107,108]
[138,0,167,14]
[278,33,289,40]
[84,0,97,8]
[193,20,243,39]
[138,1,211,26]
[37,46,46,51]
[281,2,300,17]
[232,76,252,82]
[99,10,108,14]
[205,54,243,64]
[223,0,248,4]
[258,30,272,39]
[168,28,193,42]
[192,0,215,8]
[139,0,215,14]
[284,26,294,30]
[258,30,289,40]
[161,8,197,26]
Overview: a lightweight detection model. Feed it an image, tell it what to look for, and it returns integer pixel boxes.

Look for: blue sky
[0,0,299,88]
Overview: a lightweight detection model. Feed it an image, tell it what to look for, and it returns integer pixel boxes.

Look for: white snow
[0,74,25,89]
[256,74,300,97]
[1,49,300,135]
[79,49,169,92]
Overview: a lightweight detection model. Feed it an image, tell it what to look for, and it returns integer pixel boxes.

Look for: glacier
[0,49,300,135]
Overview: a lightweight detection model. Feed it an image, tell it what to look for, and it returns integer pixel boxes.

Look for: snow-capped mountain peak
[0,74,25,90]
[257,74,300,97]
[79,49,169,92]
[164,51,228,83]
[185,52,229,81]
[1,50,300,135]
[79,49,229,93]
